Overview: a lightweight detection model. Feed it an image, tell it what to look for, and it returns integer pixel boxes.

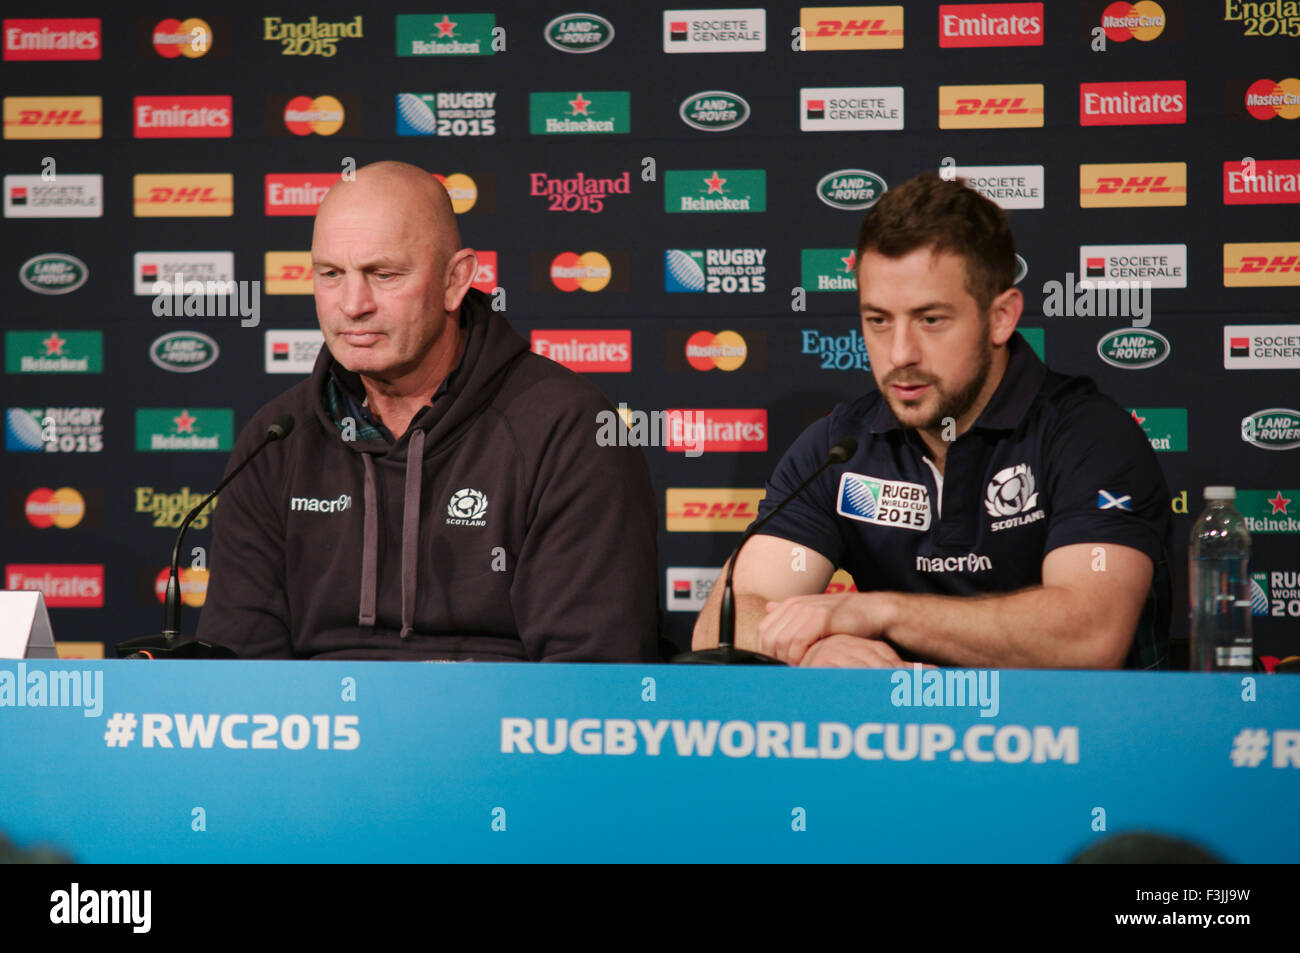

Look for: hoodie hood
[311,287,529,458]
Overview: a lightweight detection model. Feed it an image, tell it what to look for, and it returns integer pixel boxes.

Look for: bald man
[197,161,659,661]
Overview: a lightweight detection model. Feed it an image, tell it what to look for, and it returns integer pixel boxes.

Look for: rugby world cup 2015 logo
[985,463,1038,517]
[839,474,880,519]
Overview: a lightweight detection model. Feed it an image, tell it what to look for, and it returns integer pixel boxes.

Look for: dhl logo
[1079,162,1186,207]
[143,187,225,203]
[14,110,95,125]
[133,174,233,216]
[1093,176,1176,193]
[952,98,1033,115]
[265,252,315,294]
[3,96,102,139]
[1224,243,1300,287]
[801,6,903,49]
[813,18,890,35]
[665,488,766,532]
[938,84,1043,128]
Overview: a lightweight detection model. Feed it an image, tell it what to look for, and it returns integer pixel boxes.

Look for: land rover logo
[150,331,219,373]
[679,91,751,132]
[816,170,886,210]
[19,253,88,295]
[1014,253,1028,285]
[545,13,615,53]
[1097,328,1170,369]
[1241,408,1300,450]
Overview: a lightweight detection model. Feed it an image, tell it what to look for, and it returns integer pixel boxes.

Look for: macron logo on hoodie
[290,494,352,513]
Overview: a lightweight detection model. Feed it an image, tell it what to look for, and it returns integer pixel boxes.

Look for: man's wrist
[864,590,902,642]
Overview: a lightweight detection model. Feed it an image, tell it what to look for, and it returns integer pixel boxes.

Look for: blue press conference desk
[1,660,1297,863]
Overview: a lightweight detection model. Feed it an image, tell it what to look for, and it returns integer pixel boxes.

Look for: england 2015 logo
[446,487,488,526]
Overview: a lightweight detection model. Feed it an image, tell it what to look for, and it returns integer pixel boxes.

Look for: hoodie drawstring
[357,436,424,640]
[400,430,424,639]
[359,453,379,627]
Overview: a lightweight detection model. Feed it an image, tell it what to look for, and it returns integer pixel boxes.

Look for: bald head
[314,161,461,265]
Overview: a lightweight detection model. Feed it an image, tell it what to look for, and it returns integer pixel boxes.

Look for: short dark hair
[855,171,1017,312]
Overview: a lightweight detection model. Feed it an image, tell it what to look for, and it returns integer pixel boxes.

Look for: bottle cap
[1203,486,1236,500]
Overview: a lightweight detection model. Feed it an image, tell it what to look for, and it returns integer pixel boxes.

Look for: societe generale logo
[531,330,631,372]
[937,3,1043,47]
[1079,162,1186,207]
[938,84,1043,128]
[665,489,766,532]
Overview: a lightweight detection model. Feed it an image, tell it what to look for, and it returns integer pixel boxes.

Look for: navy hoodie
[197,290,659,661]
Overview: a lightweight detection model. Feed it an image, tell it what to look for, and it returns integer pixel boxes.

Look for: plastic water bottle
[1188,487,1253,671]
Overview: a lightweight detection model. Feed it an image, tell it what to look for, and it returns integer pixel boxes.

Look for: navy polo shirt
[754,331,1172,669]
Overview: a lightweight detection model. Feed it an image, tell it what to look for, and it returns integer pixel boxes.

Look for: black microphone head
[828,437,858,463]
[267,414,295,441]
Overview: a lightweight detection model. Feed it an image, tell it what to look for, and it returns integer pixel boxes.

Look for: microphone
[673,436,858,665]
[116,414,295,659]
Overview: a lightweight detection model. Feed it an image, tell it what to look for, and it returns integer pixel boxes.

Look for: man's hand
[756,592,887,664]
[798,634,906,668]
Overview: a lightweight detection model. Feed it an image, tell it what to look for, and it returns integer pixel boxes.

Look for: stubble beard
[885,338,993,433]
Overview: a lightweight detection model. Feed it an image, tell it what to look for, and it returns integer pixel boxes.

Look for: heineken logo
[1128,407,1188,452]
[816,169,886,210]
[679,91,750,132]
[4,330,102,374]
[19,253,88,295]
[663,169,766,213]
[1096,328,1170,369]
[135,408,233,452]
[1241,408,1300,450]
[150,331,219,373]
[545,13,614,53]
[529,90,630,134]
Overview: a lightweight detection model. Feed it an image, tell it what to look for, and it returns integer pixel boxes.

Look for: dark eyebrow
[860,301,958,315]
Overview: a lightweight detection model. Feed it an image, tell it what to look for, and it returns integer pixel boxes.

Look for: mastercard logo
[25,487,86,529]
[153,18,213,58]
[434,172,479,213]
[685,330,748,371]
[283,95,345,136]
[1100,1,1165,42]
[153,566,209,607]
[1245,78,1300,121]
[550,251,612,292]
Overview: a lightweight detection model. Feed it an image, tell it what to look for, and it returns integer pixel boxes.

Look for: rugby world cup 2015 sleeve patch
[836,472,931,531]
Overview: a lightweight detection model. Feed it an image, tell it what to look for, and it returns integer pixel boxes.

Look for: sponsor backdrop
[2,2,1298,662]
